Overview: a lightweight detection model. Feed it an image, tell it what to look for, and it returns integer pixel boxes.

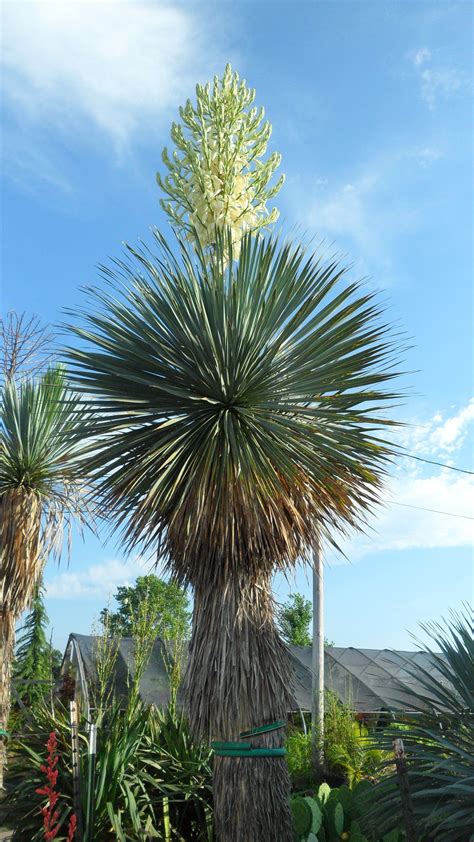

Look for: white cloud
[409,146,441,168]
[0,0,223,149]
[400,399,474,456]
[324,470,474,564]
[324,400,474,562]
[408,47,467,109]
[299,153,423,281]
[348,471,474,559]
[429,400,474,453]
[420,67,464,109]
[45,555,152,599]
[412,47,431,68]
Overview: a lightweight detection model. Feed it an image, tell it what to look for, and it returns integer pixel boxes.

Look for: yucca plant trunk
[0,610,14,789]
[0,489,41,788]
[185,569,294,842]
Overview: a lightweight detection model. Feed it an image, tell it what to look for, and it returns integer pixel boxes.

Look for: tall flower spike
[157,63,284,259]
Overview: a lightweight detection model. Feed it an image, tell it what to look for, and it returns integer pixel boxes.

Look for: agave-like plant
[65,228,403,840]
[369,608,474,841]
[6,698,213,841]
[0,366,91,786]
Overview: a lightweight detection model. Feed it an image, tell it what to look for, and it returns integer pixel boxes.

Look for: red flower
[36,730,74,842]
[67,813,77,842]
[36,731,63,842]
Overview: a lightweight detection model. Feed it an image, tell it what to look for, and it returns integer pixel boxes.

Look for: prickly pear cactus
[318,826,327,842]
[324,792,345,840]
[291,784,373,842]
[291,795,313,838]
[336,784,354,821]
[333,802,344,836]
[305,796,323,834]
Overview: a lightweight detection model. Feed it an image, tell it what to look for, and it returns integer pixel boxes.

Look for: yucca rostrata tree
[0,366,91,786]
[65,67,404,841]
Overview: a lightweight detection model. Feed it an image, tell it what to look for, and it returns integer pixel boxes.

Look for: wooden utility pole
[311,538,324,773]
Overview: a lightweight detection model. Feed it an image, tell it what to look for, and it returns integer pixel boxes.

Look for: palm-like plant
[0,366,91,786]
[66,229,403,840]
[369,608,474,841]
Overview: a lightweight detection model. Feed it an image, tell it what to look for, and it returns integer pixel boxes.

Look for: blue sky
[1,0,472,653]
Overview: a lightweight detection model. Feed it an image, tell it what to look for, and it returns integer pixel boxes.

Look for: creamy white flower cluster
[157,64,284,259]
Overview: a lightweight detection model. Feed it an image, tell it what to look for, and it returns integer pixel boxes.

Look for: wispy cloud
[0,0,226,176]
[293,150,426,283]
[400,398,474,456]
[408,46,468,109]
[1,126,75,196]
[412,47,432,68]
[325,468,474,564]
[325,399,474,562]
[45,556,152,600]
[408,146,441,168]
[348,471,474,559]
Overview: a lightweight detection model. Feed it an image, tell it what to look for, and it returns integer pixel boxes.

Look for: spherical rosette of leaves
[157,64,284,260]
[65,229,402,584]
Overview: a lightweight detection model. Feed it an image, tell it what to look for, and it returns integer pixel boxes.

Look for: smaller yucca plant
[369,607,474,841]
[0,366,93,785]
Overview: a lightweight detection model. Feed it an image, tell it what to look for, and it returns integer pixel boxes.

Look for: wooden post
[393,737,417,842]
[311,538,324,773]
[69,700,84,840]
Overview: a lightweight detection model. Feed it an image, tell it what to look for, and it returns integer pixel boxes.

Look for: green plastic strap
[240,719,286,738]
[211,720,287,758]
[0,729,9,739]
[212,746,287,758]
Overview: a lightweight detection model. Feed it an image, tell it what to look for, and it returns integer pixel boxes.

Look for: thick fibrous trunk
[0,611,14,789]
[185,570,294,842]
[0,489,41,788]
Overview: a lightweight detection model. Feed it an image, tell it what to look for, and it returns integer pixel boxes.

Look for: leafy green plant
[278,593,313,646]
[13,577,59,711]
[5,700,213,840]
[324,692,388,786]
[286,693,389,790]
[286,728,313,782]
[89,608,121,713]
[65,219,403,840]
[291,783,403,842]
[368,608,474,841]
[100,575,190,641]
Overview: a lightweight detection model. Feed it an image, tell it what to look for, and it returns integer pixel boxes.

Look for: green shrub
[286,728,313,781]
[286,694,390,790]
[324,692,388,786]
[5,699,213,840]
